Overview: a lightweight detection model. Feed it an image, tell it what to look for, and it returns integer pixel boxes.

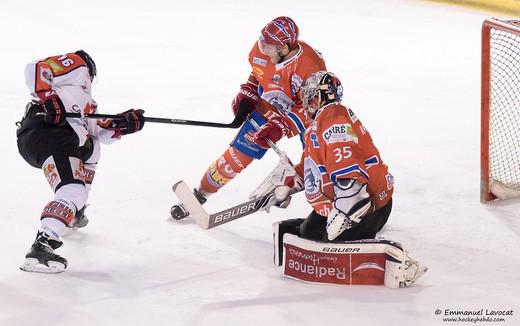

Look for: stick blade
[172,181,210,229]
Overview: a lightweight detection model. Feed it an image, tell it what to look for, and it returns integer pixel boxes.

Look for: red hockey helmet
[260,16,299,49]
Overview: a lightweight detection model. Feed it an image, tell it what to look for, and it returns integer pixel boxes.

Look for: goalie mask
[300,71,343,115]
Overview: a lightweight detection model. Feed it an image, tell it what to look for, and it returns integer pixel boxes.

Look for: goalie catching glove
[249,152,303,212]
[326,179,372,241]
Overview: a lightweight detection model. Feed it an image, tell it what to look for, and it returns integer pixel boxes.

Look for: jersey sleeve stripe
[364,155,380,169]
[330,164,369,182]
[287,112,306,147]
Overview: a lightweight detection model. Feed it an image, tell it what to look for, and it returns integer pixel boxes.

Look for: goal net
[481,18,520,202]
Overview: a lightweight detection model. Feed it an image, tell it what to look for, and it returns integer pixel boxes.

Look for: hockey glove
[231,83,260,116]
[118,109,145,135]
[37,90,66,126]
[252,116,290,149]
[99,109,145,137]
[326,179,372,241]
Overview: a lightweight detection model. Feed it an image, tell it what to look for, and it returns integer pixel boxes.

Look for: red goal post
[481,18,520,203]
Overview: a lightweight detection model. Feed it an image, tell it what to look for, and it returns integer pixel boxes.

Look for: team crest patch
[253,57,267,67]
[39,67,53,85]
[322,124,358,144]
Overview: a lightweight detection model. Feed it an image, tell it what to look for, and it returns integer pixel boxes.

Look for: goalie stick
[172,180,277,229]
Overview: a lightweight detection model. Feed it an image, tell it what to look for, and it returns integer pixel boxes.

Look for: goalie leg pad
[280,234,427,288]
[273,219,305,266]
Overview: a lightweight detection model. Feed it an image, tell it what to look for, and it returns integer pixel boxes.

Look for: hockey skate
[170,188,207,220]
[20,231,67,273]
[69,205,89,229]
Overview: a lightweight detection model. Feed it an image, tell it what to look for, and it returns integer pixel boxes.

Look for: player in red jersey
[251,72,425,288]
[171,16,327,219]
[254,71,393,242]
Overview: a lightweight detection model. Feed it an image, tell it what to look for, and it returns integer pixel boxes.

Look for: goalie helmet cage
[481,18,520,203]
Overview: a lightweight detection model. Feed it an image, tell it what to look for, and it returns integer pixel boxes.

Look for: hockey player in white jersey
[17,50,145,273]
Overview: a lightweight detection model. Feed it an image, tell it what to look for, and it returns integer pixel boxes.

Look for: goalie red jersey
[298,103,394,216]
[248,40,326,136]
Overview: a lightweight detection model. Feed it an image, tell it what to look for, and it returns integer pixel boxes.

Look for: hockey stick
[248,118,285,157]
[172,180,277,229]
[37,101,252,129]
[171,117,299,228]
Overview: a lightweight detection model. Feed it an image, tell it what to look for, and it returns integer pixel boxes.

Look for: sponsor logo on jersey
[45,59,63,73]
[252,66,264,77]
[378,190,387,201]
[347,108,358,123]
[272,74,281,84]
[252,57,267,67]
[290,74,303,96]
[322,123,358,144]
[386,173,394,190]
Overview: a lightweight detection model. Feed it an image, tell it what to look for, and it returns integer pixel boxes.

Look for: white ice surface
[1,0,519,325]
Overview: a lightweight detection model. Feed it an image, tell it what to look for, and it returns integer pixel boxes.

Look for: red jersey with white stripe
[248,40,326,138]
[298,103,394,216]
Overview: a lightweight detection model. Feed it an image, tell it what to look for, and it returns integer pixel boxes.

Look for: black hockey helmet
[75,50,97,79]
[300,71,343,114]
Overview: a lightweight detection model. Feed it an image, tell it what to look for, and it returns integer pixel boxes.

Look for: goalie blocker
[274,222,427,288]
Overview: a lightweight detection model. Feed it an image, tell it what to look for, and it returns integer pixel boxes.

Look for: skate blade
[20,258,66,274]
